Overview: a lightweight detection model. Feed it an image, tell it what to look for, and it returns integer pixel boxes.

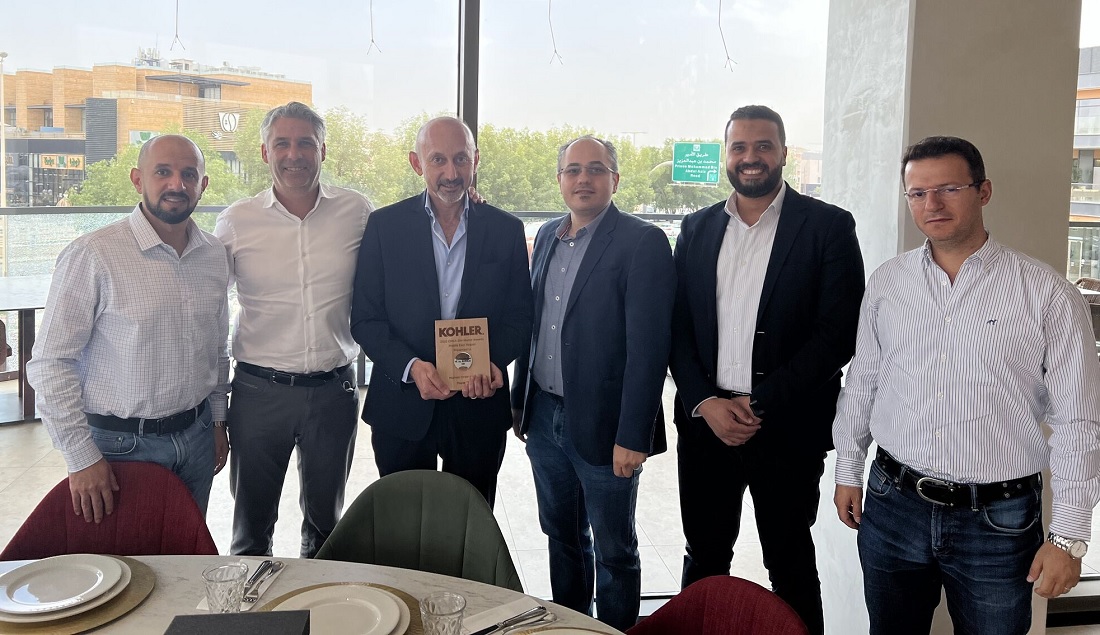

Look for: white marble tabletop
[0,555,622,634]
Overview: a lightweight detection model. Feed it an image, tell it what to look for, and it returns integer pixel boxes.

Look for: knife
[467,606,547,635]
[242,560,273,598]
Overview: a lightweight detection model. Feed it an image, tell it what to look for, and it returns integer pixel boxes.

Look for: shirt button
[561,267,566,272]
[940,354,946,361]
[548,355,553,360]
[555,296,560,301]
[551,325,556,330]
[447,261,452,266]
[445,293,450,297]
[937,392,943,399]
[569,242,575,247]
[944,317,951,323]
[941,281,947,286]
[935,430,942,438]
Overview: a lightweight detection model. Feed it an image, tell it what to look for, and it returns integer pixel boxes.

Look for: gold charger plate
[259,582,422,635]
[0,556,155,635]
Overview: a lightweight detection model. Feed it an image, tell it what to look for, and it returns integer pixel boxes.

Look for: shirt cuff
[209,396,228,422]
[692,396,716,417]
[835,456,867,488]
[402,358,419,384]
[62,438,105,474]
[1050,503,1093,542]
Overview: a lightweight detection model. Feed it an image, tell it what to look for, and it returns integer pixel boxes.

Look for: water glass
[202,563,248,613]
[419,591,466,635]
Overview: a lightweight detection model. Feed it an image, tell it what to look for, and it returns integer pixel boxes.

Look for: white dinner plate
[372,588,410,635]
[0,559,132,624]
[0,554,123,615]
[277,584,402,635]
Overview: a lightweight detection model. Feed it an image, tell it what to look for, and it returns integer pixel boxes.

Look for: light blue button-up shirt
[403,191,470,382]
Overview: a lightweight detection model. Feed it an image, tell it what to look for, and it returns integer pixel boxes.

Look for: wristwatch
[1048,532,1088,559]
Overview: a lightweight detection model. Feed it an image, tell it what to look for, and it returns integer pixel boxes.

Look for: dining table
[0,555,624,634]
[0,275,53,424]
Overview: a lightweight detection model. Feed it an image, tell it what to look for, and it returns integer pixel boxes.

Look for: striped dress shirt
[833,236,1100,539]
[27,207,231,473]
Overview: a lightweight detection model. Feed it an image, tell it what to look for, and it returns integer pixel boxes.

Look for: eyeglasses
[903,181,983,205]
[558,165,616,178]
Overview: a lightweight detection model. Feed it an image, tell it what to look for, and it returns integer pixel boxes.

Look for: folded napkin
[196,558,285,613]
[461,597,543,634]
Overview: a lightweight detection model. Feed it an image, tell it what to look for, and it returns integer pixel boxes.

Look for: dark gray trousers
[227,365,358,558]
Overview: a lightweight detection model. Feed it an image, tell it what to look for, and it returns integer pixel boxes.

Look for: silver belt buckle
[915,476,954,505]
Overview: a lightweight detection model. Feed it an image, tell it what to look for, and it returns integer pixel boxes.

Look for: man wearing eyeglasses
[669,105,866,635]
[833,136,1100,634]
[511,135,676,631]
[352,116,531,507]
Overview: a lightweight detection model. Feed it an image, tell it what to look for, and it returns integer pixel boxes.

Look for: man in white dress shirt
[833,135,1100,634]
[28,134,230,522]
[215,102,373,558]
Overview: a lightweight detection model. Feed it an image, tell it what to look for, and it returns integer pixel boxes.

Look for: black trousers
[371,397,508,509]
[228,365,359,559]
[677,423,826,635]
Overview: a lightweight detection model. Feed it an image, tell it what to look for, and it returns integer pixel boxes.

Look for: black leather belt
[87,401,206,436]
[716,389,750,399]
[875,448,1040,508]
[236,361,350,388]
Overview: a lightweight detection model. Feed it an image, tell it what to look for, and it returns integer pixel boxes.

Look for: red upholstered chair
[0,461,218,560]
[627,575,809,635]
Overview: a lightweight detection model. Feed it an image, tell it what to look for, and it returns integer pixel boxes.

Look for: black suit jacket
[351,194,533,441]
[668,186,865,455]
[511,204,677,466]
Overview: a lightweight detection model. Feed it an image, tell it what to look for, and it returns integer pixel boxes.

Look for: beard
[432,178,467,204]
[143,191,196,225]
[727,162,783,199]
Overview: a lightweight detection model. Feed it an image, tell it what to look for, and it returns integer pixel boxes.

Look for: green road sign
[672,142,722,185]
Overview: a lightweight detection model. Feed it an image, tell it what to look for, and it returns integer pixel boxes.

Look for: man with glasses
[511,135,676,631]
[215,102,373,558]
[669,105,865,634]
[351,116,531,507]
[833,135,1100,634]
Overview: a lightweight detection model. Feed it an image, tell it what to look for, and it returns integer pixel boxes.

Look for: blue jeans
[89,400,215,515]
[525,390,641,632]
[858,460,1043,635]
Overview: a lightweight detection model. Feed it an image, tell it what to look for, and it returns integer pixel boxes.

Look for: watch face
[1070,541,1088,559]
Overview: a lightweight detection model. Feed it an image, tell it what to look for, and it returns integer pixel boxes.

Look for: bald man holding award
[351,117,532,507]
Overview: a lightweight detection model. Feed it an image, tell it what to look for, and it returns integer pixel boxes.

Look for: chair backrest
[627,575,809,635]
[315,470,522,592]
[0,461,218,560]
[1076,277,1100,292]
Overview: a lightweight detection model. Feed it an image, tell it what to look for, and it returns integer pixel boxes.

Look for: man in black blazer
[511,136,676,631]
[351,116,532,507]
[669,106,865,634]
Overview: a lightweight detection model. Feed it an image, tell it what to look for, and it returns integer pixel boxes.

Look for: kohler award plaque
[435,317,490,391]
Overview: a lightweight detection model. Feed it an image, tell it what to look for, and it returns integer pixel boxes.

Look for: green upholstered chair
[315,470,523,592]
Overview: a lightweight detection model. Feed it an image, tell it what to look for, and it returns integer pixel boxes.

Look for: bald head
[130,134,209,226]
[415,117,476,157]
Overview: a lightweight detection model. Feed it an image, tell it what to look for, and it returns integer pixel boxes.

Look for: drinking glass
[419,591,466,635]
[202,563,248,613]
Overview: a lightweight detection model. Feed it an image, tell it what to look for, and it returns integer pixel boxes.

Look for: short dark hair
[900,136,986,184]
[725,105,786,146]
[557,135,619,172]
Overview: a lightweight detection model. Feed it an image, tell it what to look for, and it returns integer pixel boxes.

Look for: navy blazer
[668,186,865,455]
[511,204,676,466]
[351,194,533,441]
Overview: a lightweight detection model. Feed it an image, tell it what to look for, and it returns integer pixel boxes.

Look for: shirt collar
[920,231,1000,273]
[128,205,208,253]
[724,182,787,226]
[558,203,610,240]
[261,182,333,211]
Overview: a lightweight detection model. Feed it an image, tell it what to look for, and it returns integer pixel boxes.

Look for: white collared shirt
[215,183,373,373]
[27,207,231,473]
[714,183,787,394]
[833,236,1100,539]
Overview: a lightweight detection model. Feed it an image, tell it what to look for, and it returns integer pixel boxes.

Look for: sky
[1,0,1098,150]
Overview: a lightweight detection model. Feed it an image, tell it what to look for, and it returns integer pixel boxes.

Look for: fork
[500,612,559,634]
[242,561,284,603]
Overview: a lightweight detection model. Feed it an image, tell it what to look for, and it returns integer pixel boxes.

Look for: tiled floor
[0,377,768,600]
